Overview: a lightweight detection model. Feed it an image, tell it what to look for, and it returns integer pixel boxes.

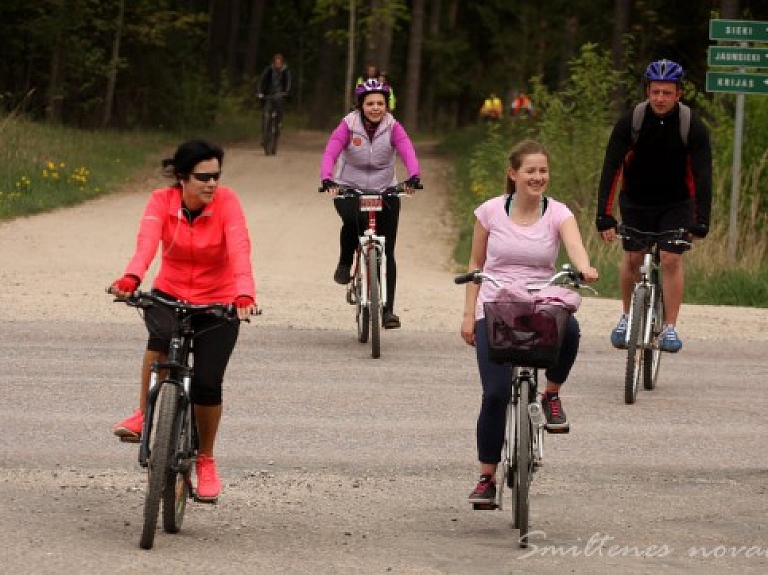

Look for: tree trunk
[243,0,266,79]
[720,0,739,18]
[207,0,230,91]
[46,0,68,123]
[611,0,631,112]
[309,13,343,130]
[402,0,426,131]
[102,0,125,127]
[227,0,242,85]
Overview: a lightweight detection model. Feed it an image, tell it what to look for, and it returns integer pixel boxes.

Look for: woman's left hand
[579,266,599,283]
[461,315,476,346]
[234,295,256,320]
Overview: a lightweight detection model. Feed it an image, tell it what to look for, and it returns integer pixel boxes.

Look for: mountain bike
[455,264,596,547]
[321,180,422,359]
[259,93,285,156]
[615,224,691,404]
[111,291,241,550]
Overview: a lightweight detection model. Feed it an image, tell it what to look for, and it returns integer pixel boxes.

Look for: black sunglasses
[191,172,221,182]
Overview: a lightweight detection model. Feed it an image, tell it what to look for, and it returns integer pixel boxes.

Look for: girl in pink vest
[320,79,420,329]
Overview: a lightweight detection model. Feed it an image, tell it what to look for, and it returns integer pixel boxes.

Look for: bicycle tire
[368,249,381,359]
[162,395,191,533]
[355,272,369,343]
[513,377,532,548]
[624,286,647,404]
[643,283,664,390]
[139,382,178,549]
[266,113,278,155]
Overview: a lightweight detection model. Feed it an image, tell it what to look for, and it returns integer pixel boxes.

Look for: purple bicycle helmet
[355,78,391,105]
[644,59,684,84]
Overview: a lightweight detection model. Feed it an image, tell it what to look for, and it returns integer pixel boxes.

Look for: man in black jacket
[257,54,292,146]
[596,59,712,353]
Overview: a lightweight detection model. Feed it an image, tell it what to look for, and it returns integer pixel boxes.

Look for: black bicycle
[260,93,285,156]
[455,264,595,547]
[615,224,690,404]
[112,291,240,549]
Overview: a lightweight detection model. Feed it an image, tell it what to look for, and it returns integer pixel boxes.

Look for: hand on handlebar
[108,274,139,299]
[403,175,421,196]
[321,178,340,197]
[234,295,257,321]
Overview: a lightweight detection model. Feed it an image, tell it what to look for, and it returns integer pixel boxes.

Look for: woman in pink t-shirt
[460,140,598,505]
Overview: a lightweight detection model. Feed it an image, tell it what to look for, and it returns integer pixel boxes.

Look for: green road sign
[706,71,768,94]
[710,19,768,42]
[708,46,768,68]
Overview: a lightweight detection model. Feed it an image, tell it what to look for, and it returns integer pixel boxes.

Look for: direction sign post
[707,19,768,260]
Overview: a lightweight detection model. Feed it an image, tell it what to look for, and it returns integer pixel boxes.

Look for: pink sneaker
[111,408,144,441]
[196,455,222,501]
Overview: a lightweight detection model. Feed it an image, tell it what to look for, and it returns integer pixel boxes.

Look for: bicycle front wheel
[643,285,664,390]
[355,272,369,343]
[624,286,647,404]
[139,383,179,549]
[162,399,192,533]
[513,379,532,547]
[367,249,381,359]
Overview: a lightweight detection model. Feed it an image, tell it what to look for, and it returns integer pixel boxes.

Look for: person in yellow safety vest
[480,93,503,122]
[378,72,396,112]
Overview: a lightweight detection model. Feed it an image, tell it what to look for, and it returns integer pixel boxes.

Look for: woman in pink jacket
[320,79,420,329]
[109,140,256,501]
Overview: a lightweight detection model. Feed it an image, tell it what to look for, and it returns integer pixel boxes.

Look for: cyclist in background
[109,139,256,502]
[320,78,421,330]
[461,139,598,504]
[595,59,712,353]
[479,92,503,122]
[378,71,397,112]
[510,90,534,117]
[258,53,292,146]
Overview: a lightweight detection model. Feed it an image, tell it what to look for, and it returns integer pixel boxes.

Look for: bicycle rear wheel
[266,113,278,155]
[367,249,381,359]
[162,398,192,533]
[139,382,178,549]
[643,284,664,390]
[513,378,532,548]
[624,287,647,404]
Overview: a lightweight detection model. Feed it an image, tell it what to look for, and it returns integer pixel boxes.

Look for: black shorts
[619,197,692,254]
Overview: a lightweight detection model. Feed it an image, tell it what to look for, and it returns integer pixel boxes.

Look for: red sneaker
[111,409,144,441]
[196,455,222,501]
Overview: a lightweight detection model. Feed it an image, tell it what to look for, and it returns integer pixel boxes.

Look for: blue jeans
[474,315,580,464]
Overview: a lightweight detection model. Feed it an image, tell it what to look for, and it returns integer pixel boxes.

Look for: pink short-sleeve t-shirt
[474,194,574,319]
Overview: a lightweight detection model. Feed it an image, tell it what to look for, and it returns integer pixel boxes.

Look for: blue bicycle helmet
[355,78,391,106]
[644,59,684,84]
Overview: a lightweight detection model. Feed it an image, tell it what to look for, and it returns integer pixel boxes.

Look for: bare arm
[560,216,599,283]
[461,219,489,345]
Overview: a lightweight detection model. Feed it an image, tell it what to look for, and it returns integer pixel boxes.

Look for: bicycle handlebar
[616,223,691,248]
[317,180,423,197]
[454,264,597,294]
[107,288,261,320]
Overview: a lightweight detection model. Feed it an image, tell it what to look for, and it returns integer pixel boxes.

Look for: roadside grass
[0,116,174,220]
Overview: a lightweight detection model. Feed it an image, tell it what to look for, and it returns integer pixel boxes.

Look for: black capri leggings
[334,195,401,312]
[143,290,240,406]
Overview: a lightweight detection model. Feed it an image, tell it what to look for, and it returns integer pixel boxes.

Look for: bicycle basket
[483,300,570,367]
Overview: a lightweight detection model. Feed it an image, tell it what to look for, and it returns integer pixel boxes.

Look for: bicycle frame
[351,195,387,310]
[626,247,662,352]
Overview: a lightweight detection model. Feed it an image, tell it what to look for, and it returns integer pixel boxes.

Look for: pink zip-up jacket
[124,185,256,304]
[320,111,420,189]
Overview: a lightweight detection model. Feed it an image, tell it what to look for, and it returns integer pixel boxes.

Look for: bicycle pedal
[193,494,219,505]
[545,425,570,434]
[472,502,498,511]
[118,435,141,444]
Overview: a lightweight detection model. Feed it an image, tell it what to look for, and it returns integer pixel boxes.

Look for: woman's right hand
[322,179,340,197]
[109,274,139,298]
[461,314,476,346]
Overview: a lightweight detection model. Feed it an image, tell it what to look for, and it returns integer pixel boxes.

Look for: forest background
[1,0,767,305]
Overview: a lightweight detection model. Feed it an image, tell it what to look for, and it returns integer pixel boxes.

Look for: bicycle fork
[347,234,387,308]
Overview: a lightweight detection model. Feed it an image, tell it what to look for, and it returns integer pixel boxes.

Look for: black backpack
[631,101,691,146]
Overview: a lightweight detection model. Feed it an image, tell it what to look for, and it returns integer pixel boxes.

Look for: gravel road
[1,130,767,574]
